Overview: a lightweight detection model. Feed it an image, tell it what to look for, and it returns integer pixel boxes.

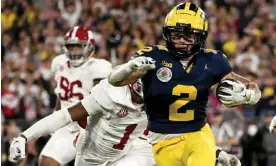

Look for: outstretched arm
[9,94,102,162]
[108,56,155,86]
[20,102,88,142]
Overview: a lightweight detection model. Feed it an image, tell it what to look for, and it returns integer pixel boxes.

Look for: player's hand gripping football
[218,79,250,107]
[127,56,155,72]
[269,115,276,133]
[218,151,241,166]
[9,135,27,162]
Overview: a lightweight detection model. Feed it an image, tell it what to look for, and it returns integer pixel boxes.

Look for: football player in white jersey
[10,79,239,166]
[39,26,112,166]
[10,79,153,166]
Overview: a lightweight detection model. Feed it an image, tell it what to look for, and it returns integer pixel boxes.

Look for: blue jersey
[133,45,232,134]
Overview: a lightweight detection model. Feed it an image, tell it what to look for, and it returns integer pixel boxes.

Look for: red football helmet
[129,79,143,99]
[63,26,95,67]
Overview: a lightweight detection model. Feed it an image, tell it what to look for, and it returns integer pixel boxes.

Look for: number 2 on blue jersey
[169,85,197,121]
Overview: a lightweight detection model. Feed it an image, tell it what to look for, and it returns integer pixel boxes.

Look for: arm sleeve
[22,109,73,142]
[108,45,156,86]
[108,64,133,85]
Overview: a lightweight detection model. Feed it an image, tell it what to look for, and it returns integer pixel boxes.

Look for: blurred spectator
[256,77,276,118]
[252,112,276,166]
[240,121,258,166]
[235,46,260,74]
[40,0,60,21]
[211,111,240,153]
[58,0,82,28]
[1,77,20,119]
[1,6,17,31]
[1,120,20,166]
[262,112,276,166]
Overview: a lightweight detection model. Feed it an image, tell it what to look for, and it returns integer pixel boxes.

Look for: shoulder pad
[86,58,112,67]
[51,54,68,73]
[203,49,232,82]
[91,79,134,109]
[89,80,115,110]
[89,58,112,69]
[132,45,168,59]
[203,49,227,59]
[203,49,220,55]
[85,58,113,79]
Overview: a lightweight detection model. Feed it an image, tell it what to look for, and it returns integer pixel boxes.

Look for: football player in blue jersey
[109,2,261,166]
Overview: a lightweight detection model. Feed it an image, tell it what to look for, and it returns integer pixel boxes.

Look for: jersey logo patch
[204,64,211,71]
[157,67,172,82]
[116,108,129,118]
[59,66,64,71]
[161,60,172,68]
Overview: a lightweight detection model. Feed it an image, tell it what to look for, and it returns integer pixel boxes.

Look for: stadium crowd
[1,0,276,165]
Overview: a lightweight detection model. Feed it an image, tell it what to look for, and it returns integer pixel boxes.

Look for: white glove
[9,136,26,162]
[218,79,250,107]
[127,56,155,72]
[269,115,276,133]
[218,151,241,166]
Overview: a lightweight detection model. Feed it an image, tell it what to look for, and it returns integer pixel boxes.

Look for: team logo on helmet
[156,67,172,82]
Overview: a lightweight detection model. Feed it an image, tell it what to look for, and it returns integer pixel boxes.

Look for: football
[216,78,237,103]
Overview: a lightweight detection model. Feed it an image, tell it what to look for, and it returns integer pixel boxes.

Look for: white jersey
[51,54,112,131]
[79,79,148,165]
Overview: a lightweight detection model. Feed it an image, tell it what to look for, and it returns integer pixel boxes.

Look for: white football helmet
[63,26,95,67]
